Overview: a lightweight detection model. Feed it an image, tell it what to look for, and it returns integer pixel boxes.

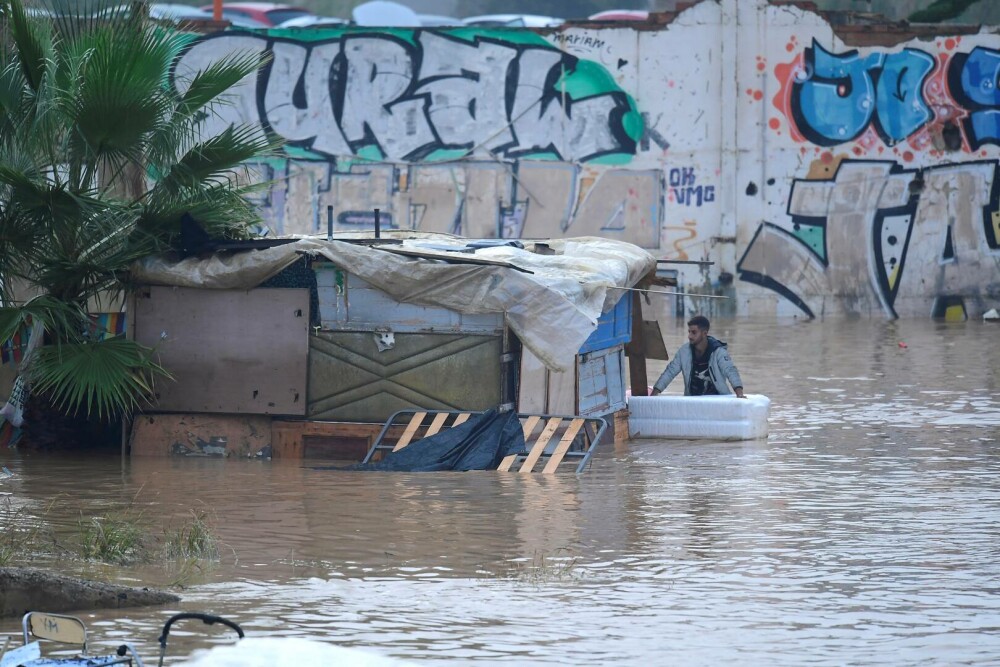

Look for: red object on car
[199,2,311,26]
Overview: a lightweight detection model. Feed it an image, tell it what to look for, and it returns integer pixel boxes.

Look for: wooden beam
[624,291,648,396]
[393,412,426,451]
[541,418,584,473]
[519,418,562,473]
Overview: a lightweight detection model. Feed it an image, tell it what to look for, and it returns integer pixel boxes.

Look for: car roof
[151,3,215,18]
[588,10,650,21]
[416,13,462,26]
[277,14,347,27]
[200,2,307,11]
[462,14,563,27]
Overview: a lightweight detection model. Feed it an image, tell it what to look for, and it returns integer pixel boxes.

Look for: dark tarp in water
[344,408,527,472]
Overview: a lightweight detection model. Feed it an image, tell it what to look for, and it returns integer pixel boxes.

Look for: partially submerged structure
[126,233,655,459]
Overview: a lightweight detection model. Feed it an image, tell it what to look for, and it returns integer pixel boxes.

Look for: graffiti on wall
[773,40,1000,152]
[737,158,1000,319]
[239,157,663,246]
[171,28,656,243]
[667,167,716,207]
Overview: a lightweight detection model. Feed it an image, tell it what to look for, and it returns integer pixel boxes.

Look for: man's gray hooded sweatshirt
[652,336,743,395]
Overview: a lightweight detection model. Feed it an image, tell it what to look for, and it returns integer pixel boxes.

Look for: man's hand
[735,387,746,399]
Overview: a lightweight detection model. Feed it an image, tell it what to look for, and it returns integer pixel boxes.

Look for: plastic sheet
[132,234,654,372]
[342,409,526,472]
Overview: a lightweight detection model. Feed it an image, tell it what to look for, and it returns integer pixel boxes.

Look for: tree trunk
[18,394,120,451]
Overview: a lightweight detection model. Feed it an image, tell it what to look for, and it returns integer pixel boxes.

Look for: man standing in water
[651,315,745,398]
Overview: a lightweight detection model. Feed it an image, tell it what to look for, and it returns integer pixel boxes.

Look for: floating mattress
[628,394,770,440]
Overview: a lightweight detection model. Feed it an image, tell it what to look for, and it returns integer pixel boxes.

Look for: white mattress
[628,394,770,441]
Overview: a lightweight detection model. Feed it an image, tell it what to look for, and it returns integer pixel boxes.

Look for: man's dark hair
[687,315,710,330]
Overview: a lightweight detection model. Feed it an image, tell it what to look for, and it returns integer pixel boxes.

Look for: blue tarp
[341,409,527,472]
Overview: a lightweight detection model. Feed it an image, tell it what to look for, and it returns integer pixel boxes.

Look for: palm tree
[0,0,276,445]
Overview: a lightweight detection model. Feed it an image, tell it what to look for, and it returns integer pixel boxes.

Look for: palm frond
[0,61,27,129]
[6,0,47,92]
[31,203,149,302]
[28,336,171,420]
[0,205,41,294]
[154,124,276,194]
[139,178,266,243]
[173,50,266,125]
[0,163,77,211]
[1,0,274,427]
[66,27,179,178]
[43,0,147,46]
[0,294,87,343]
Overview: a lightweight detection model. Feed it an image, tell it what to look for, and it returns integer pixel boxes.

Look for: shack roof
[132,233,655,372]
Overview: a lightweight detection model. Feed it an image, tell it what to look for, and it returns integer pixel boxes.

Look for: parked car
[199,2,311,26]
[588,10,650,21]
[150,3,216,22]
[462,14,563,28]
[416,13,462,26]
[352,0,421,27]
[276,14,348,28]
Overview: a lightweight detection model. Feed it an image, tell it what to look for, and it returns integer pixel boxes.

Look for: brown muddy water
[2,318,1000,665]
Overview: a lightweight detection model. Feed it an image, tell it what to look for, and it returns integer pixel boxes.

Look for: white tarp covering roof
[132,234,655,372]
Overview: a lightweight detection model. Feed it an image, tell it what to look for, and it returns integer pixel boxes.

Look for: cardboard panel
[517,346,576,415]
[134,287,308,415]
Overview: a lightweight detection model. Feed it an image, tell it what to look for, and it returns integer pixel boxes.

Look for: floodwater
[2,318,1000,665]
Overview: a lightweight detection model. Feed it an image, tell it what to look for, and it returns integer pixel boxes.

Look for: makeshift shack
[126,233,655,459]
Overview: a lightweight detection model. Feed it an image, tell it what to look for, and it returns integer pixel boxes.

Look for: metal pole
[212,0,222,21]
[374,208,381,239]
[327,205,333,241]
[603,285,732,299]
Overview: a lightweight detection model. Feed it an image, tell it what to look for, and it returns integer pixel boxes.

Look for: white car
[417,13,462,27]
[276,14,347,28]
[462,13,563,28]
[149,4,216,21]
[352,0,421,27]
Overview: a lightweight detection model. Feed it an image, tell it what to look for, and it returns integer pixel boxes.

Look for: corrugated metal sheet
[308,331,502,422]
[133,287,309,415]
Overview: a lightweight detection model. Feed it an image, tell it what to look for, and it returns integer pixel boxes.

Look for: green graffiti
[793,223,826,262]
[178,26,640,165]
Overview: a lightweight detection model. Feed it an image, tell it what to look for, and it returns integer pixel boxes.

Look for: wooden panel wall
[133,287,309,415]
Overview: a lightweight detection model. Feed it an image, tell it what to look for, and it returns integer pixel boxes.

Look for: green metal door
[308,331,502,422]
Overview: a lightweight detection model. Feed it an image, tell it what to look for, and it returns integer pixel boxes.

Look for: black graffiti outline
[869,165,920,317]
[735,222,816,319]
[739,158,1000,318]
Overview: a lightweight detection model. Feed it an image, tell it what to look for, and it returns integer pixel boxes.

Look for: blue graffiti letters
[791,41,935,146]
[669,167,714,207]
[792,42,883,145]
[951,46,1000,150]
[875,50,935,143]
[790,42,1000,150]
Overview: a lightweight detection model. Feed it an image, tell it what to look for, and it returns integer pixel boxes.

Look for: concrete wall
[172,0,1000,319]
